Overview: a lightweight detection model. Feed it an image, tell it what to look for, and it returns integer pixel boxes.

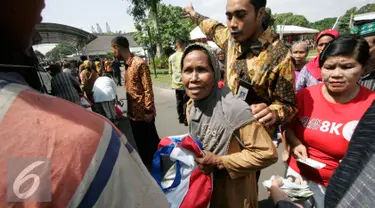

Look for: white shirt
[92,77,117,102]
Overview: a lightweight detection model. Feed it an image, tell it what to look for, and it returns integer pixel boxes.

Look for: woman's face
[182,50,215,100]
[317,35,334,54]
[321,55,363,94]
[216,51,225,61]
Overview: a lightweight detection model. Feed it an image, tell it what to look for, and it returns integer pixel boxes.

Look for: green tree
[356,3,375,14]
[45,44,76,62]
[127,0,164,58]
[338,7,357,35]
[310,18,337,32]
[133,3,195,57]
[274,13,310,27]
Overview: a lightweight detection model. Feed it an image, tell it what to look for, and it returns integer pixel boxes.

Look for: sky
[34,0,374,54]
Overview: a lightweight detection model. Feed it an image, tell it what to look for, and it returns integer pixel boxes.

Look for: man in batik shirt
[111,36,160,168]
[184,0,297,128]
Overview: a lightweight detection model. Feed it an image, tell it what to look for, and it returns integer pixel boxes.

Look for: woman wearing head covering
[92,72,118,122]
[104,60,113,73]
[182,43,277,208]
[296,29,340,91]
[290,41,309,83]
[80,61,99,106]
[95,60,103,76]
[285,36,375,208]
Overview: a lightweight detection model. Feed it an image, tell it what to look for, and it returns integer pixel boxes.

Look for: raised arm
[183,3,230,49]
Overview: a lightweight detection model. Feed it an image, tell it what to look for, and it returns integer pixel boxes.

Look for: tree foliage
[274,13,310,27]
[310,18,337,32]
[127,0,164,57]
[133,3,195,57]
[45,44,76,62]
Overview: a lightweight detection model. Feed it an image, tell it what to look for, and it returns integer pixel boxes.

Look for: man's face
[364,36,375,71]
[226,0,264,43]
[5,0,45,49]
[111,45,121,60]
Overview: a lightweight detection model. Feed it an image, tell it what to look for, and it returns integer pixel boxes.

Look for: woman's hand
[292,144,308,161]
[195,150,223,175]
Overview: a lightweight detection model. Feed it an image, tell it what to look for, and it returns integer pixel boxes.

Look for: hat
[316,29,340,45]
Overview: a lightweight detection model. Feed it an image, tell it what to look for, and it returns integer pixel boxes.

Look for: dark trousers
[175,89,187,122]
[129,119,160,166]
[113,71,122,86]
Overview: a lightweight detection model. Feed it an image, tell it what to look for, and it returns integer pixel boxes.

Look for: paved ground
[116,82,285,207]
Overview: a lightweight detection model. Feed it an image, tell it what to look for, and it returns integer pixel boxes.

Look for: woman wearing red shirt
[286,36,375,208]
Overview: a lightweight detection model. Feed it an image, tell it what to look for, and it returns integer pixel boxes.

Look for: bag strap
[151,144,182,192]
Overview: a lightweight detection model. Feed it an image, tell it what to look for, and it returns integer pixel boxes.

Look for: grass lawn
[151,74,171,85]
[149,68,171,85]
[307,49,318,61]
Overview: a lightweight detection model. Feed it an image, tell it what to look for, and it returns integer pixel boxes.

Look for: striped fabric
[51,72,80,104]
[326,100,375,208]
[360,70,375,91]
[0,73,169,207]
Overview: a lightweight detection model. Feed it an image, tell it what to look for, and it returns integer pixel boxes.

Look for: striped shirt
[326,100,375,208]
[0,72,169,207]
[51,71,80,104]
[360,70,375,91]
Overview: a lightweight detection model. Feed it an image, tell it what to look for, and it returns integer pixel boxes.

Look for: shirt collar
[362,68,375,79]
[125,54,135,68]
[234,27,274,57]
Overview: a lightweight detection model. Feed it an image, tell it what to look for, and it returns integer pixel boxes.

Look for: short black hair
[63,62,70,69]
[80,56,87,62]
[176,39,186,46]
[249,0,267,14]
[319,35,370,68]
[47,64,61,76]
[112,36,130,49]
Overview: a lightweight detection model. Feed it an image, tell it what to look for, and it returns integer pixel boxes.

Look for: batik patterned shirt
[191,13,297,125]
[124,55,156,121]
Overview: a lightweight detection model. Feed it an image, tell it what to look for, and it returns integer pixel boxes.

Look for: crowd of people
[2,0,375,207]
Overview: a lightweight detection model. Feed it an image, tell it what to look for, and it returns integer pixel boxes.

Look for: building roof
[83,34,139,55]
[33,23,97,48]
[354,12,375,22]
[276,25,320,35]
